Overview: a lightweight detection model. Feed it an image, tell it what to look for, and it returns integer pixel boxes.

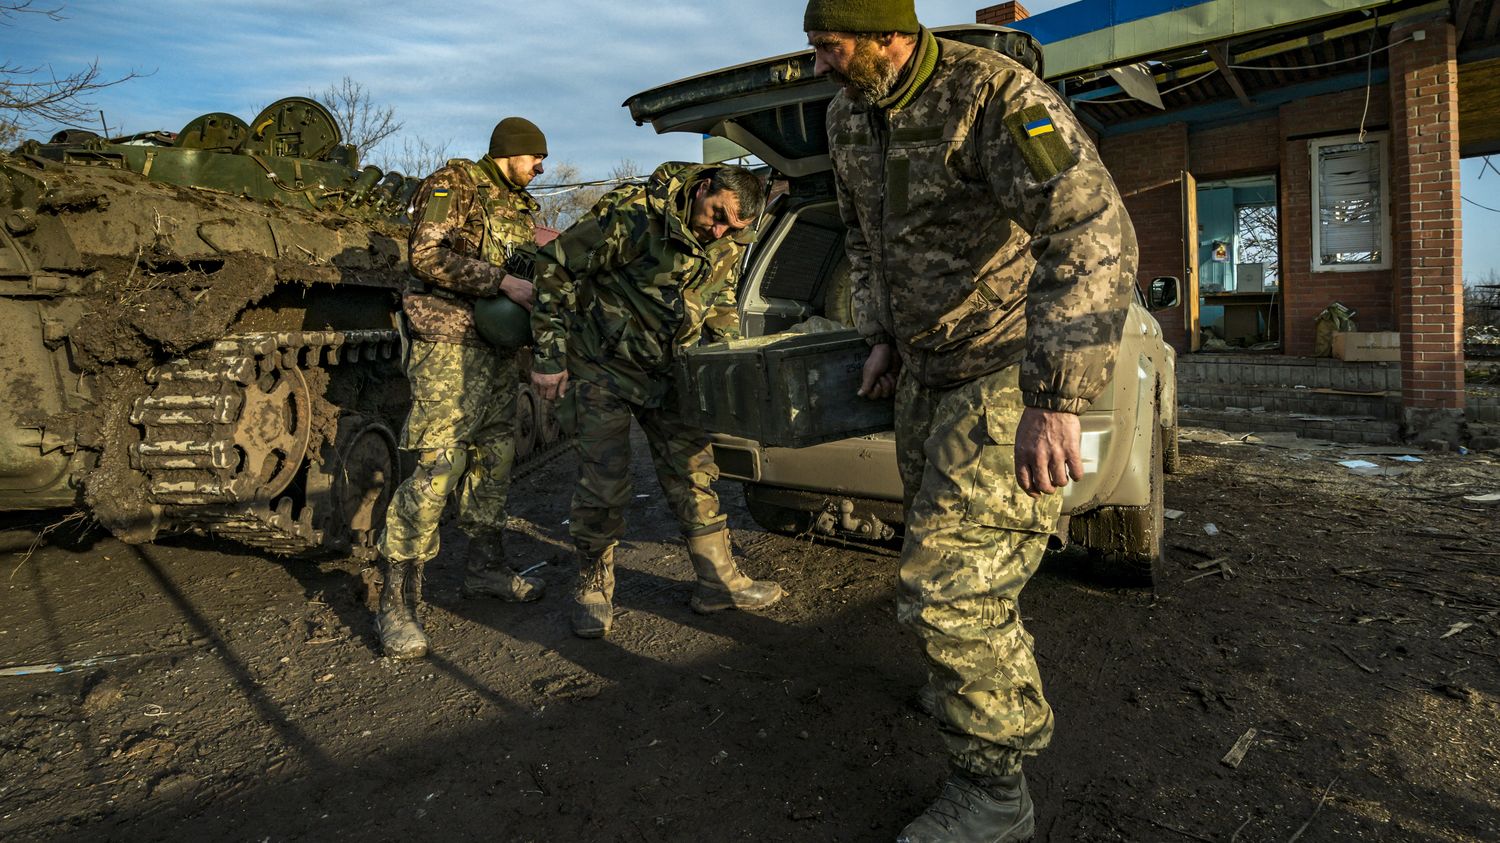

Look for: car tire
[1161,425,1181,475]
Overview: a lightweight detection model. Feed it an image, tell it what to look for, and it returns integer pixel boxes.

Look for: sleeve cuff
[531,357,566,376]
[865,332,894,348]
[1022,391,1091,414]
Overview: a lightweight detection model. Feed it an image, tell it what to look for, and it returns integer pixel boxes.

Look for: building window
[1309,134,1390,271]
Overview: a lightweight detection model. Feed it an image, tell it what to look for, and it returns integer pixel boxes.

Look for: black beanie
[803,0,919,33]
[489,117,547,158]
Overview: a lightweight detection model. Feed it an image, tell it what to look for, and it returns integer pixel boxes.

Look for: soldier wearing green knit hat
[807,2,1139,841]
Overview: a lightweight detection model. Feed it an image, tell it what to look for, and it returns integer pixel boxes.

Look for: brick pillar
[1389,19,1464,445]
[976,2,1030,24]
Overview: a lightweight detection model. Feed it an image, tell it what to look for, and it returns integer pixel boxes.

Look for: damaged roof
[1012,0,1500,155]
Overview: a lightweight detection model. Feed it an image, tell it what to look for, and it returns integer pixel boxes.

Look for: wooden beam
[1209,43,1255,107]
[1454,0,1479,41]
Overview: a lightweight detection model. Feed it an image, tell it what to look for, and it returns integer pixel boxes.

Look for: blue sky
[6,0,1499,281]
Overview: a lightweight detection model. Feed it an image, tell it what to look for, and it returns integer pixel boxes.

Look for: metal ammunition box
[676,328,894,448]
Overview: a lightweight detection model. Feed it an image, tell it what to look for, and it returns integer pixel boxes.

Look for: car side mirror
[1148,276,1181,311]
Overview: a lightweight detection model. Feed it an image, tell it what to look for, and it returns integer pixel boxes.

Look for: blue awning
[1008,0,1400,77]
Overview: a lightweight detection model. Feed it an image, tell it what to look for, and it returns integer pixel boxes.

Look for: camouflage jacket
[830,30,1136,413]
[530,162,749,408]
[404,157,538,346]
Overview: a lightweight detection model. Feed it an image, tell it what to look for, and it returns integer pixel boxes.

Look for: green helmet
[474,295,532,349]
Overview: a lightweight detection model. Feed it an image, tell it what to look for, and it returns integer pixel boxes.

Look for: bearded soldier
[374,117,550,661]
[804,2,1138,840]
[529,162,784,639]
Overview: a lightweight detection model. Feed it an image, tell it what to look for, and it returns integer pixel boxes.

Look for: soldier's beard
[828,39,903,106]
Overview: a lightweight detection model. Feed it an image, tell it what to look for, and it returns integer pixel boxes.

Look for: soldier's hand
[532,369,569,401]
[500,274,535,312]
[857,343,900,399]
[1014,407,1083,498]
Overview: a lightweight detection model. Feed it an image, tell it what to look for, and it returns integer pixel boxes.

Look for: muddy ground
[1,427,1497,842]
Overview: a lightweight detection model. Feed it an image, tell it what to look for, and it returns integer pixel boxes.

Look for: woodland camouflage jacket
[404,157,539,346]
[830,30,1136,413]
[530,162,749,408]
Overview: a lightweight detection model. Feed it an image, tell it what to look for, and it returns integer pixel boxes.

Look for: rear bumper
[710,404,1129,514]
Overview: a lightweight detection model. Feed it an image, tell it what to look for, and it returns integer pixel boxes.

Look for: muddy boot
[570,546,616,639]
[685,527,784,614]
[376,559,429,660]
[460,533,544,602]
[897,770,1035,843]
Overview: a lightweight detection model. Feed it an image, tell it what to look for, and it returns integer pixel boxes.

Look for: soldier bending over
[529,162,784,639]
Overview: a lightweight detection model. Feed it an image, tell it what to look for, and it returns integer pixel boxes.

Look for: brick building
[989,0,1500,442]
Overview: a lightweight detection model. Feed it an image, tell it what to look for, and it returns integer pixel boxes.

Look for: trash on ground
[1350,465,1410,477]
[1462,493,1500,503]
[1203,523,1219,536]
[1391,455,1424,463]
[1165,509,1184,520]
[1337,460,1379,470]
[1,653,142,678]
[1440,621,1474,639]
[1221,727,1258,769]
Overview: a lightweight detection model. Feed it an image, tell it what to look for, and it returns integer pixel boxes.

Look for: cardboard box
[675,328,894,448]
[1333,331,1400,362]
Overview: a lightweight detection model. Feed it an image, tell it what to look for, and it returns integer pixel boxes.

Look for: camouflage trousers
[566,378,724,557]
[376,339,518,563]
[894,364,1064,777]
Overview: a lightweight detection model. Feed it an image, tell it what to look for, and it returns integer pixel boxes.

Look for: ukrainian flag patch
[422,186,453,223]
[1024,117,1054,137]
[1005,104,1077,182]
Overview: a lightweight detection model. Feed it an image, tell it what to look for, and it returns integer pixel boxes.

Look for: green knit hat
[488,117,547,159]
[803,0,919,33]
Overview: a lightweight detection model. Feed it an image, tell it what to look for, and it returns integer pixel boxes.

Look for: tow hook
[812,498,896,541]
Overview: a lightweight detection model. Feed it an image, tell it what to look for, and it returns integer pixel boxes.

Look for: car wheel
[1161,425,1181,475]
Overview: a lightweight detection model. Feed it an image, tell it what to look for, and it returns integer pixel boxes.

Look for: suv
[624,25,1180,580]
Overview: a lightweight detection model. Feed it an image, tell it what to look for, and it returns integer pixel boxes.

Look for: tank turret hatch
[246,97,341,161]
[176,112,250,152]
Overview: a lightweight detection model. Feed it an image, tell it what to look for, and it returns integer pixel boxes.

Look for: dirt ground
[1,427,1497,842]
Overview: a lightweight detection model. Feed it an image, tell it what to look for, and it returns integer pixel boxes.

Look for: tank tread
[131,329,400,556]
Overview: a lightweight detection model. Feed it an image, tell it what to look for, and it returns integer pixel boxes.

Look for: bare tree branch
[1,1,65,22]
[1,3,141,138]
[533,159,644,229]
[314,76,403,162]
[382,134,453,179]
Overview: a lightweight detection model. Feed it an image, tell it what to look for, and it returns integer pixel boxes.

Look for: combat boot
[897,770,1035,843]
[570,545,616,638]
[376,558,429,660]
[684,527,784,614]
[460,533,544,602]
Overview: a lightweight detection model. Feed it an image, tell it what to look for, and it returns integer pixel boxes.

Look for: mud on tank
[0,97,560,559]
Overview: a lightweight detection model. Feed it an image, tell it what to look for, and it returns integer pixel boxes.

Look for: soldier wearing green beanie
[803,0,919,34]
[807,2,1137,842]
[371,117,551,661]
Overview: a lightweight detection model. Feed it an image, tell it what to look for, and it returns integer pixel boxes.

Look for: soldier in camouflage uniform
[529,162,784,639]
[374,117,551,661]
[805,1,1137,840]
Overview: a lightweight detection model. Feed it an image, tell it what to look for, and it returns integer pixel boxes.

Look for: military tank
[0,97,558,559]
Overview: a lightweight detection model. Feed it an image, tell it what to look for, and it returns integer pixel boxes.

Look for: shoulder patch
[420,187,452,224]
[1004,104,1077,182]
